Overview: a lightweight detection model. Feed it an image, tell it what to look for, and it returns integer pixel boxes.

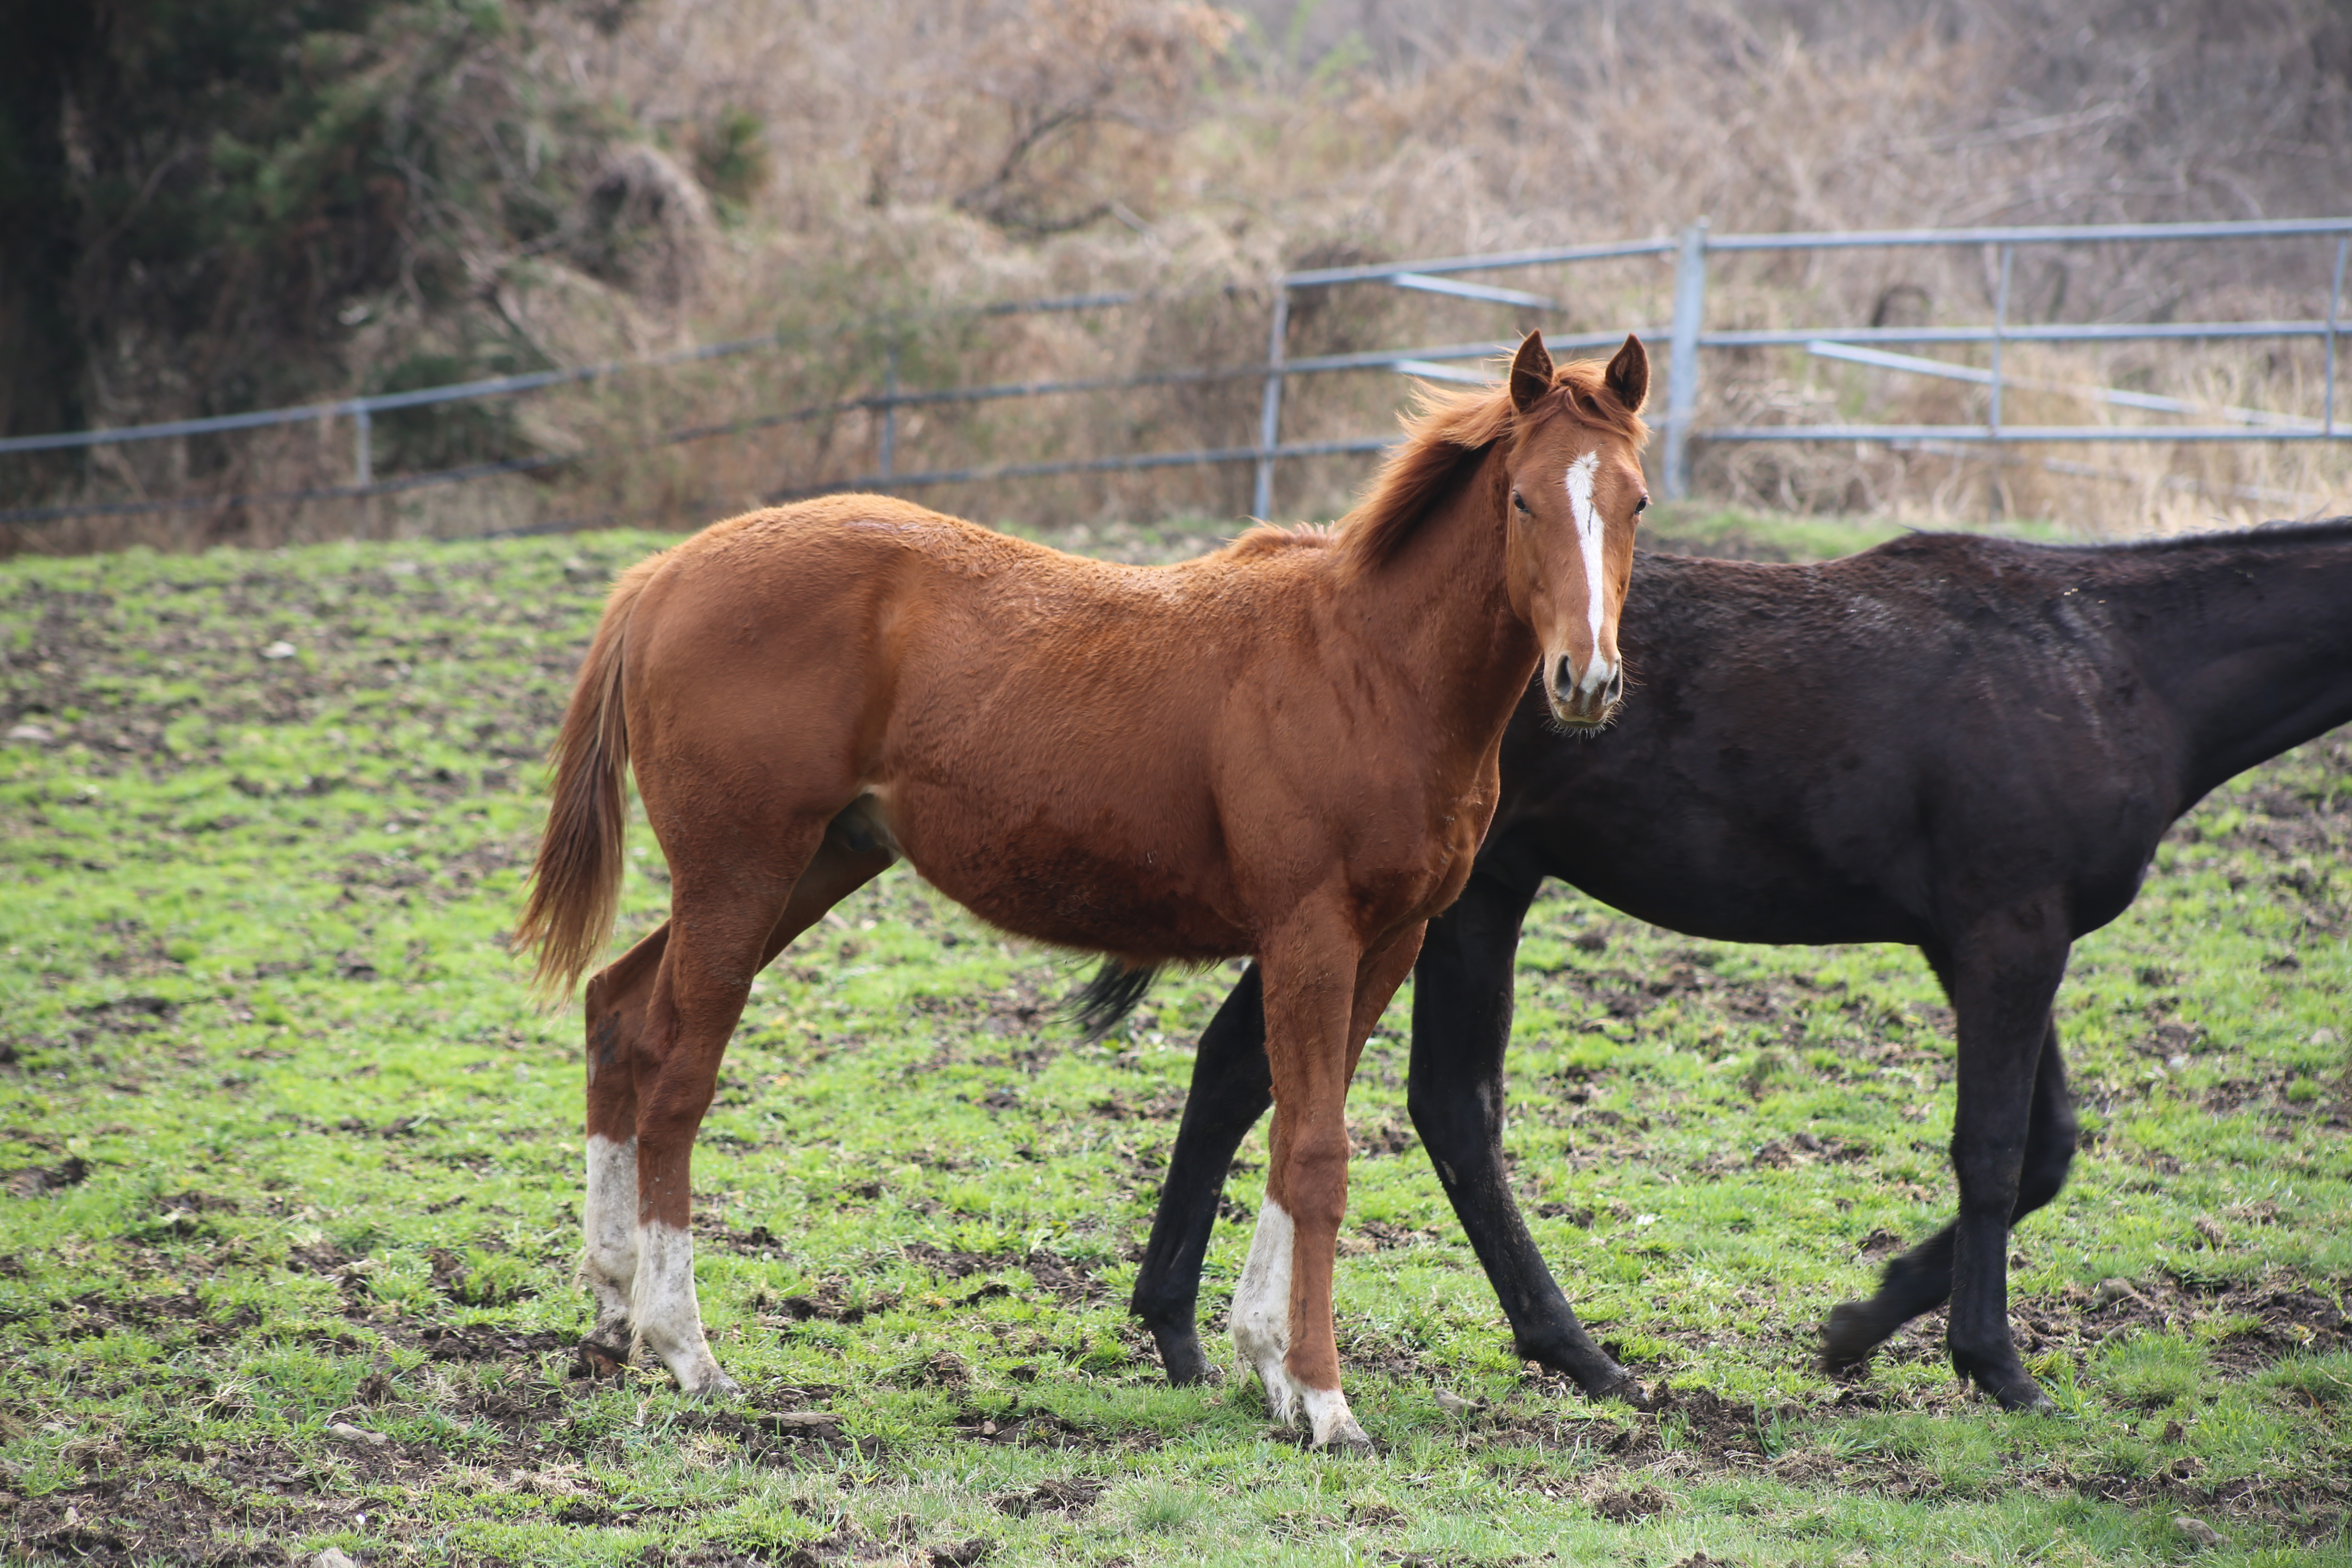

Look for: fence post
[1662,219,1709,501]
[354,405,372,488]
[878,343,899,483]
[1253,280,1291,519]
[2327,234,2348,437]
[1988,243,2013,521]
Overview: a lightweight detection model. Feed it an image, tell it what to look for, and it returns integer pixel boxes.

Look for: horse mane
[1224,524,1335,560]
[1336,357,1649,575]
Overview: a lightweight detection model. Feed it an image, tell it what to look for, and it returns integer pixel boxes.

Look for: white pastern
[580,1135,638,1339]
[1562,450,1612,690]
[1301,1385,1371,1450]
[630,1220,740,1397]
[1231,1197,1300,1423]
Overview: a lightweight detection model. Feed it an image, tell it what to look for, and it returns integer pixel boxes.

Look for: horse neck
[1337,447,1538,742]
[2108,532,2352,799]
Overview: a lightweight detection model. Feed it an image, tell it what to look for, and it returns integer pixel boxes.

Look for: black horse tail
[1065,958,1163,1042]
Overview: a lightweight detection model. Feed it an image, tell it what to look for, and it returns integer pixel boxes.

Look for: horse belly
[878,785,1249,962]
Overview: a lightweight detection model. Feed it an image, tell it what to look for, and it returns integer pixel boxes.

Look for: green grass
[1639,501,2077,562]
[2,517,2348,1565]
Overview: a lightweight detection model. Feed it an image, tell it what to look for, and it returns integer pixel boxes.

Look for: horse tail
[1065,958,1163,1042]
[514,555,664,1001]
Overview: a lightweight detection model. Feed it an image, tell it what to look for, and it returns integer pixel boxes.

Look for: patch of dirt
[73,994,178,1032]
[903,983,1051,1046]
[1591,1481,1670,1520]
[9,1477,300,1566]
[1432,1286,2352,1535]
[1692,1130,1874,1175]
[1090,1088,1187,1120]
[3,1155,90,1196]
[1352,1118,1417,1157]
[2022,1273,2350,1373]
[0,556,592,781]
[10,1287,261,1348]
[697,1216,789,1252]
[409,1324,573,1363]
[951,1408,1110,1450]
[1343,1220,1442,1254]
[772,1278,901,1325]
[898,1242,1109,1303]
[671,1407,881,1463]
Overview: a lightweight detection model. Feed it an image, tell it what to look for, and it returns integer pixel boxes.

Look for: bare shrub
[8,0,2348,556]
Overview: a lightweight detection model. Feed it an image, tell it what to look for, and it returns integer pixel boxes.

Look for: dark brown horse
[516,333,1653,1446]
[1129,520,2352,1413]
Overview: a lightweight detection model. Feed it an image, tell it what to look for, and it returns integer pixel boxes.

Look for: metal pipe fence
[1248,213,2352,507]
[5,216,2348,531]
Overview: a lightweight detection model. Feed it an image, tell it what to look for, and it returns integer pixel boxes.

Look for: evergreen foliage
[0,1,628,443]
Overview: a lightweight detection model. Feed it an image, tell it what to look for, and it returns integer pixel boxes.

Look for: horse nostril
[1555,656,1574,694]
[1604,668,1625,706]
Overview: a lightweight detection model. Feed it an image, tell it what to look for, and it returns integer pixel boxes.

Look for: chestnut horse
[515,332,1652,1448]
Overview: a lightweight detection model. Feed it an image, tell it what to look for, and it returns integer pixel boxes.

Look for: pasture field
[2,510,2349,1567]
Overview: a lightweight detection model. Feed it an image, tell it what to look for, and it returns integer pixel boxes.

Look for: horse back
[611,496,1469,962]
[1494,537,2182,946]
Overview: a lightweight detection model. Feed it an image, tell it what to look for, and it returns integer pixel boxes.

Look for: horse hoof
[1952,1352,2054,1413]
[1819,1301,1885,1374]
[677,1367,744,1401]
[1154,1331,1213,1387]
[573,1339,629,1381]
[1981,1374,2055,1414]
[1595,1372,1654,1411]
[1314,1421,1376,1456]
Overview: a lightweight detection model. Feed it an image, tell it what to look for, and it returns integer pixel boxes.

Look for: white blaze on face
[1562,450,1615,695]
[1230,1196,1299,1424]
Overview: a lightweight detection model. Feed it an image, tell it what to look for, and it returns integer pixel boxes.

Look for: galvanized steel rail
[5,217,2347,528]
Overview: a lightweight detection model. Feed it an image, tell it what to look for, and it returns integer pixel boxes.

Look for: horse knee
[1276,1134,1350,1232]
[1406,1079,1497,1172]
[1949,1131,2030,1204]
[634,1093,710,1156]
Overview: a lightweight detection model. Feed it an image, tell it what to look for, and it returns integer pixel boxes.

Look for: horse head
[1501,331,1650,728]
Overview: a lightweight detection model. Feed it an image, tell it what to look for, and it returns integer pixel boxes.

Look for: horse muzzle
[1548,654,1624,728]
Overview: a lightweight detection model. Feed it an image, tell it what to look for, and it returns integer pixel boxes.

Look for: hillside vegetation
[1,516,2348,1564]
[4,0,2350,550]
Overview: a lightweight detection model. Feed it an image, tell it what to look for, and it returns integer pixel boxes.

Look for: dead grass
[8,0,2351,556]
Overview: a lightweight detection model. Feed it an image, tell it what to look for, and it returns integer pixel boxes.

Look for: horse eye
[1635,495,1650,515]
[1511,490,1530,513]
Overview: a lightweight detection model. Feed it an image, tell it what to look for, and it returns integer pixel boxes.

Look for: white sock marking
[631,1220,738,1396]
[1563,450,1616,694]
[581,1135,638,1337]
[1231,1197,1299,1424]
[1301,1385,1370,1449]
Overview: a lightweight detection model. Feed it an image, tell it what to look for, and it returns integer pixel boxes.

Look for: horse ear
[1605,334,1649,413]
[1508,331,1555,414]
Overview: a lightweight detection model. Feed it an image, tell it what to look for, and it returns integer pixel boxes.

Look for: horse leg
[1821,1009,2077,1375]
[575,813,897,1377]
[579,924,670,1374]
[627,803,895,1395]
[1131,963,1274,1385]
[1822,922,2068,1409]
[1234,918,1420,1451]
[1407,871,1643,1403]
